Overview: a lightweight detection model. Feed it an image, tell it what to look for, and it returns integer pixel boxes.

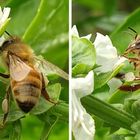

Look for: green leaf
[30,97,53,115]
[72,63,92,76]
[9,120,22,140]
[22,0,68,43]
[36,102,68,124]
[94,84,110,101]
[94,64,124,89]
[7,0,40,36]
[123,95,140,120]
[131,121,140,140]
[109,126,120,134]
[72,36,96,76]
[111,134,125,140]
[40,116,58,140]
[47,83,61,101]
[51,102,68,122]
[108,89,132,104]
[0,124,12,138]
[5,111,25,122]
[131,100,140,120]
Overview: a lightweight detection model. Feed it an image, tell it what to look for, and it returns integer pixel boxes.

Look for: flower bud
[124,97,140,120]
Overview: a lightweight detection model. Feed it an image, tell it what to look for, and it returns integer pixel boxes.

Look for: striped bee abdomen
[11,69,42,113]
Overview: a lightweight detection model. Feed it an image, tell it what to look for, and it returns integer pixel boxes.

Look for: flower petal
[72,25,79,37]
[94,33,116,56]
[81,34,92,40]
[0,7,3,20]
[124,72,135,82]
[94,33,127,73]
[73,114,95,140]
[1,7,10,23]
[72,93,95,140]
[72,71,94,98]
[72,70,95,140]
[95,58,119,73]
[108,78,122,94]
[113,56,127,70]
[71,25,92,40]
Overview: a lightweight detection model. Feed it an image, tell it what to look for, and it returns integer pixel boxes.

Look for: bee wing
[9,55,32,81]
[35,57,68,80]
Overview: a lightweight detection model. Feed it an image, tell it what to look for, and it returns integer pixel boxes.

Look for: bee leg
[41,75,57,104]
[128,57,139,63]
[2,86,11,125]
[41,87,57,104]
[122,54,138,62]
[0,73,10,78]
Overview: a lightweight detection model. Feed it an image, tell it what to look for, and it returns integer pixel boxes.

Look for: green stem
[40,117,58,140]
[81,95,136,130]
[50,102,68,122]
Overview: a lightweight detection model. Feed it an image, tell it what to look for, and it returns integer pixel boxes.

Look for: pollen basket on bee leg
[2,98,8,114]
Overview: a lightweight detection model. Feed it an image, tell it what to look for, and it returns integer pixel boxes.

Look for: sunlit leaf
[72,36,96,76]
[6,0,40,36]
[94,64,124,89]
[47,83,61,101]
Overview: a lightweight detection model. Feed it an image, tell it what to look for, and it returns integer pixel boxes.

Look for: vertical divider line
[69,0,72,139]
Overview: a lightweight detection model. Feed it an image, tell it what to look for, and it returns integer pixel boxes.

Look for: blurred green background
[0,0,69,140]
[72,0,140,52]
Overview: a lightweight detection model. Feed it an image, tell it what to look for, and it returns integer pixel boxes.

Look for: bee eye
[135,41,140,49]
[1,39,14,50]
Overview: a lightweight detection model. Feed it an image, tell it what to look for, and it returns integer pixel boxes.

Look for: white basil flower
[0,7,10,28]
[72,71,95,140]
[94,33,127,73]
[72,25,92,40]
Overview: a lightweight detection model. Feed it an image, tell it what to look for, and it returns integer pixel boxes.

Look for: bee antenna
[5,31,12,38]
[128,27,138,39]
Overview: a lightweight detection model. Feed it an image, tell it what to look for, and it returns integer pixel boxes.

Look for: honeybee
[119,27,140,91]
[0,34,68,124]
[123,27,140,72]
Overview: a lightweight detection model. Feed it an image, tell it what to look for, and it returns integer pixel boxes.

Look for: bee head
[0,36,21,52]
[0,31,21,52]
[124,27,140,55]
